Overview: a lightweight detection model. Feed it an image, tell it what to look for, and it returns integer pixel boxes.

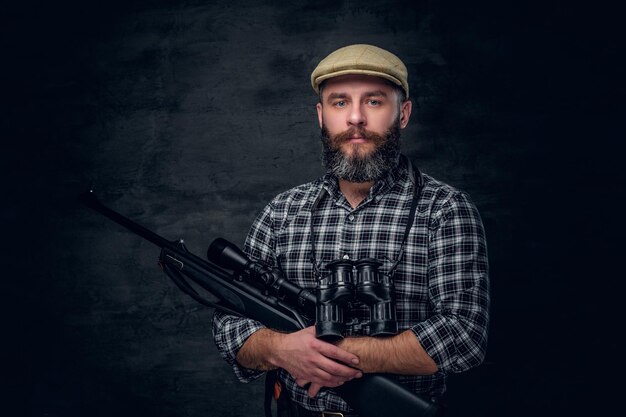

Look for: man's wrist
[263,329,285,369]
[236,328,282,371]
[335,336,380,373]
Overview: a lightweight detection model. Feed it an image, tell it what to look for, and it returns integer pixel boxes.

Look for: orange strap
[274,380,282,400]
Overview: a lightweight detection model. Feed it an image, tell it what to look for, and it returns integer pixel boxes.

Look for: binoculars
[315,258,397,340]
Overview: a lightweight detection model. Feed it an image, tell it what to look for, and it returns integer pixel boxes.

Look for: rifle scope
[207,238,316,312]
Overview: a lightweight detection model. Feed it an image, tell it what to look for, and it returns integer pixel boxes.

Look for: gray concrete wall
[3,1,622,416]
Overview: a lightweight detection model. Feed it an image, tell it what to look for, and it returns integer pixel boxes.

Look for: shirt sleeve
[411,191,490,374]
[211,202,277,383]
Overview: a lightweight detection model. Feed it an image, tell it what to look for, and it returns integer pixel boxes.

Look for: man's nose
[348,103,366,126]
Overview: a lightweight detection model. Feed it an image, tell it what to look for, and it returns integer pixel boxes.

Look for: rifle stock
[81,191,442,417]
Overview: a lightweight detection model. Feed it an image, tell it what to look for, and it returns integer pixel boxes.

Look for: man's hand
[236,326,362,397]
[276,327,362,396]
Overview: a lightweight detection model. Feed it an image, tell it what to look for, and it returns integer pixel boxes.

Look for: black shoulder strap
[264,369,277,417]
[387,156,424,278]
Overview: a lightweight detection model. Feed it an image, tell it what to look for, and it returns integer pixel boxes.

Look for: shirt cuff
[410,316,460,374]
[212,311,267,383]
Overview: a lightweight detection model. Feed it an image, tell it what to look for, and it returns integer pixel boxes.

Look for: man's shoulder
[420,172,476,214]
[422,172,461,197]
[247,178,324,240]
[264,177,324,218]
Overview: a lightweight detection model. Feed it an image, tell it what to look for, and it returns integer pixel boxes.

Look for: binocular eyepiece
[315,258,398,341]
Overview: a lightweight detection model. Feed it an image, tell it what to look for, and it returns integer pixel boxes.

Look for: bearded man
[213,44,490,417]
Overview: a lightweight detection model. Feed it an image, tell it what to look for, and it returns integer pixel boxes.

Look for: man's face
[316,74,412,182]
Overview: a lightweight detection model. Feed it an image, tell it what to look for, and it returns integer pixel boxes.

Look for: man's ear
[316,102,323,129]
[399,99,412,129]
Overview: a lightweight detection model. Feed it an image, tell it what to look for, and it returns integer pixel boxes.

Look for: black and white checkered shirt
[213,156,489,412]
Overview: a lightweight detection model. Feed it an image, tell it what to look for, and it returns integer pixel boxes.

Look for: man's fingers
[311,367,347,386]
[317,355,362,379]
[317,341,359,366]
[295,378,310,388]
[308,382,323,397]
[299,367,353,388]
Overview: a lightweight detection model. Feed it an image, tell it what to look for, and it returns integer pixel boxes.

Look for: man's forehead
[322,74,398,95]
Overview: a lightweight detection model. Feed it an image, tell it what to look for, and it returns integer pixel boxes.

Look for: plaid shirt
[212,157,489,412]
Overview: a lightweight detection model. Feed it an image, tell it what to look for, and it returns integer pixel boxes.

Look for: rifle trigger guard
[164,253,184,270]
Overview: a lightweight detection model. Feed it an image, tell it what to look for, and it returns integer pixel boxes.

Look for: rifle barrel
[81,191,173,249]
[80,191,230,278]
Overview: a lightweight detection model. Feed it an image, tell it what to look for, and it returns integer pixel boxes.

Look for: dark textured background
[2,1,623,416]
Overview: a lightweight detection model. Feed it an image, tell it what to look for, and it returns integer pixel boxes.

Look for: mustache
[330,126,387,146]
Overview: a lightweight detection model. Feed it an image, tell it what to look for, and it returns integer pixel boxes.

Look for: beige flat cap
[311,44,409,98]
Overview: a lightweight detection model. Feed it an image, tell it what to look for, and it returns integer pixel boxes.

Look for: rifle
[81,191,442,417]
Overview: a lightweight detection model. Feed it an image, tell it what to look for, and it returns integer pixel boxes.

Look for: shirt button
[348,214,355,221]
[342,254,350,260]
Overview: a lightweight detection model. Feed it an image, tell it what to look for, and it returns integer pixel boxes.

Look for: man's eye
[368,99,381,106]
[334,101,346,108]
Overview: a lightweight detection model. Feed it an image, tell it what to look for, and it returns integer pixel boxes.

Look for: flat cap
[311,44,409,98]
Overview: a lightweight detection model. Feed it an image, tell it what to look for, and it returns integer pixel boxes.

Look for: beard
[321,119,402,183]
